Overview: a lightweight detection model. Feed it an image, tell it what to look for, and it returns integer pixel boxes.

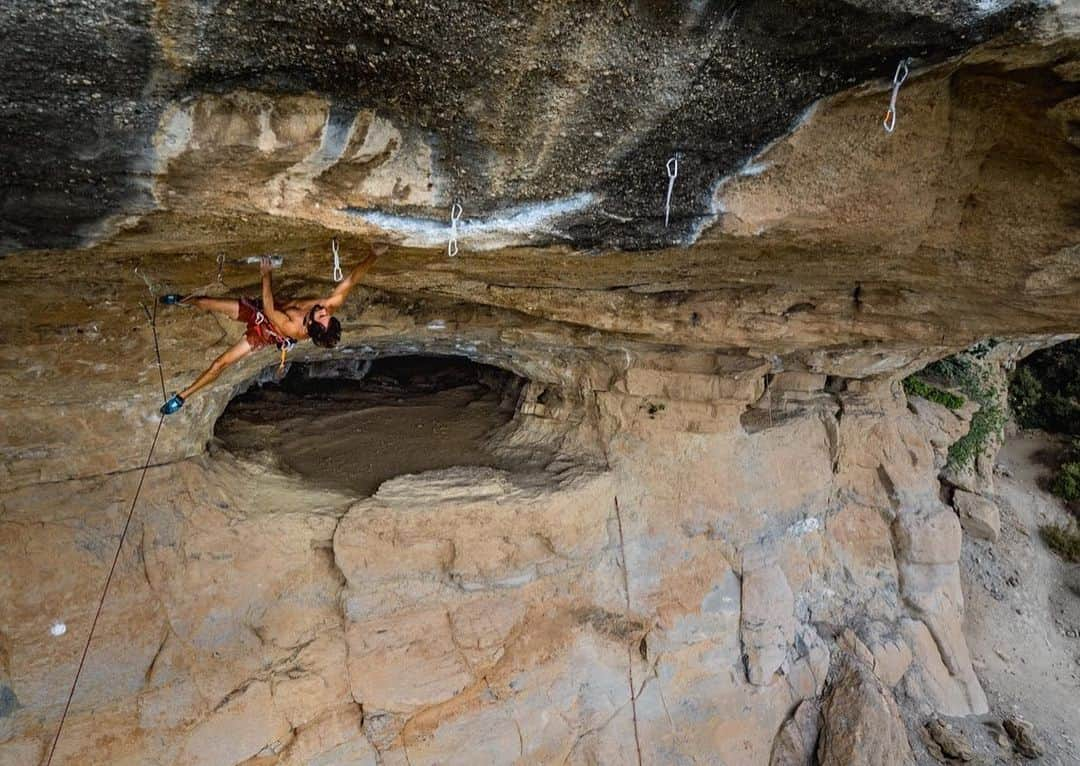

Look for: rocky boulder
[952,489,1001,542]
[817,654,915,766]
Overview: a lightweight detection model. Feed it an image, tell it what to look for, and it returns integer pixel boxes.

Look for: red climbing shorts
[237,298,288,350]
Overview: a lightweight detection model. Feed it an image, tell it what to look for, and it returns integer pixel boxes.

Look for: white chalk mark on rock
[349,193,594,251]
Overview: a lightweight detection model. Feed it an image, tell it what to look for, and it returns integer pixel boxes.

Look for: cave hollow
[214,354,527,497]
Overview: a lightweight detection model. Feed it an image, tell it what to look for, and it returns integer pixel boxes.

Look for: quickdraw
[883,58,911,134]
[331,238,343,282]
[448,203,463,257]
[665,154,679,228]
[276,339,295,377]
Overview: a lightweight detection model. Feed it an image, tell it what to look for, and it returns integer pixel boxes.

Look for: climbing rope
[331,238,343,282]
[664,154,679,228]
[613,497,644,766]
[143,301,168,402]
[45,299,169,766]
[448,203,463,258]
[883,58,911,134]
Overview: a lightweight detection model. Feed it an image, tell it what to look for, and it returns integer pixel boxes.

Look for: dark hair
[308,316,341,348]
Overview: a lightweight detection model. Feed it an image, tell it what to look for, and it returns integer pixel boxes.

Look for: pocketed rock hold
[817,654,915,766]
[952,490,1001,542]
[922,718,975,762]
[769,699,822,766]
[1003,716,1045,760]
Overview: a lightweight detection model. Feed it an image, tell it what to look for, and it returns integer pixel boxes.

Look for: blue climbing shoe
[160,394,185,415]
[159,293,184,305]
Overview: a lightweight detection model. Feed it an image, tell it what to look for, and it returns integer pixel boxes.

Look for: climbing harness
[247,303,296,376]
[46,300,169,766]
[664,154,679,228]
[883,58,911,134]
[448,203,463,258]
[331,238,343,282]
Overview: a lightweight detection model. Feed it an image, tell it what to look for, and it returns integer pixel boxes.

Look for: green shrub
[947,402,1005,471]
[1008,366,1044,429]
[1040,522,1080,562]
[919,352,1004,472]
[1042,393,1080,434]
[1051,462,1080,503]
[923,356,977,393]
[968,339,1000,359]
[1009,338,1080,435]
[903,377,965,410]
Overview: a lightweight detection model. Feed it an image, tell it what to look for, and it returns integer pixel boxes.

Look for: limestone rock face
[0,0,1041,253]
[333,467,614,720]
[2,340,1025,764]
[894,506,964,566]
[906,396,976,467]
[740,556,796,686]
[770,699,821,766]
[869,636,914,689]
[894,514,989,716]
[2,3,1079,764]
[817,654,915,766]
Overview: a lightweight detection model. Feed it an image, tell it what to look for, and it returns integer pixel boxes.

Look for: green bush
[1009,366,1044,429]
[903,377,965,410]
[1042,393,1080,434]
[1051,462,1080,503]
[923,356,977,393]
[1009,339,1080,435]
[1040,522,1080,562]
[918,352,1004,472]
[947,402,1005,471]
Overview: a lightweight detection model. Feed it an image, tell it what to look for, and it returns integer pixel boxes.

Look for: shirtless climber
[158,244,384,415]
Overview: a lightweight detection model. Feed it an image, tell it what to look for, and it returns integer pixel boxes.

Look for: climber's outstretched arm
[323,244,385,313]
